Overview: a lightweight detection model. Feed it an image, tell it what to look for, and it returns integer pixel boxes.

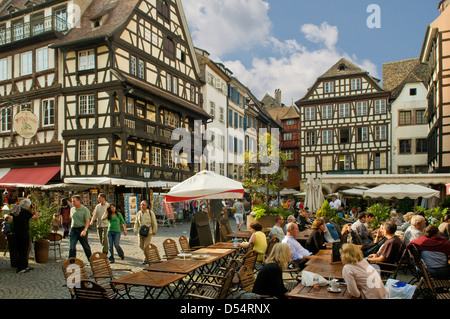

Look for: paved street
[0,218,233,299]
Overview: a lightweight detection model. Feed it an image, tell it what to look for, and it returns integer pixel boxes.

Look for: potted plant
[316,201,344,226]
[247,204,292,228]
[29,194,57,263]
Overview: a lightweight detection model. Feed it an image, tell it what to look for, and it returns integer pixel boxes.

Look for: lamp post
[143,167,151,201]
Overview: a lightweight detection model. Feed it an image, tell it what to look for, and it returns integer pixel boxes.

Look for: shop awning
[0,166,60,188]
[64,177,145,188]
[0,168,10,181]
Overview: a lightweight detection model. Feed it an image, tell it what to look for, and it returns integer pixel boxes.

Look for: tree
[242,131,287,205]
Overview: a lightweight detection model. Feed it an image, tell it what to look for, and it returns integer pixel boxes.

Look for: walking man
[69,195,92,260]
[90,193,109,254]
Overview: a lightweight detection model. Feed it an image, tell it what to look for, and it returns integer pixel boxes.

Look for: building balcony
[0,15,67,48]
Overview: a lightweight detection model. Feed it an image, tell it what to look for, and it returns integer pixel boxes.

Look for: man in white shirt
[90,193,109,254]
[282,222,312,265]
[269,215,285,241]
[330,195,341,210]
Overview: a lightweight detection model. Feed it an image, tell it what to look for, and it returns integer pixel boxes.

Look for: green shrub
[29,194,58,242]
[366,203,391,228]
[316,201,344,226]
[252,204,291,220]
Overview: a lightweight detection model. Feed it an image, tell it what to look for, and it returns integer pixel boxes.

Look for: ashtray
[327,287,341,293]
[192,254,209,260]
[177,253,192,258]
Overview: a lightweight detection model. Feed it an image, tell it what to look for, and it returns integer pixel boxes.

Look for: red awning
[0,166,60,187]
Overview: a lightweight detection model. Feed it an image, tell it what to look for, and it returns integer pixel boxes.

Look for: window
[415,110,427,125]
[42,99,55,126]
[284,133,292,141]
[305,157,315,172]
[79,94,95,114]
[357,127,368,142]
[156,0,170,20]
[283,150,294,161]
[176,48,186,63]
[21,51,33,76]
[351,78,361,90]
[190,86,195,103]
[138,60,145,79]
[228,109,233,126]
[399,139,411,154]
[415,166,428,174]
[234,112,238,129]
[305,107,315,120]
[219,163,225,175]
[78,140,95,161]
[78,50,95,70]
[356,101,368,116]
[375,125,386,140]
[164,37,175,60]
[356,153,368,169]
[340,128,350,144]
[322,155,333,171]
[286,119,295,126]
[13,20,23,41]
[209,102,216,117]
[130,56,136,76]
[0,106,11,132]
[375,99,386,114]
[152,147,162,167]
[322,130,333,144]
[375,152,386,169]
[339,155,351,170]
[399,111,411,125]
[322,105,332,119]
[410,88,417,96]
[54,7,67,31]
[165,149,173,168]
[219,107,224,123]
[339,103,350,118]
[0,58,8,81]
[36,47,49,72]
[398,166,413,174]
[324,81,334,93]
[416,139,427,153]
[306,131,316,145]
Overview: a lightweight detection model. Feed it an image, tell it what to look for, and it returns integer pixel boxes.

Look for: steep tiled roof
[54,0,139,47]
[281,106,299,120]
[383,58,428,100]
[318,58,368,79]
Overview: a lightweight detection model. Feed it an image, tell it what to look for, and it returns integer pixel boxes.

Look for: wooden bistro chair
[89,252,129,299]
[62,257,90,299]
[144,243,163,265]
[48,232,63,261]
[73,280,117,299]
[162,238,180,260]
[178,235,203,253]
[263,237,279,262]
[187,263,236,299]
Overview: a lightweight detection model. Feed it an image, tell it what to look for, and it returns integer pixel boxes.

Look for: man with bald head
[282,222,313,268]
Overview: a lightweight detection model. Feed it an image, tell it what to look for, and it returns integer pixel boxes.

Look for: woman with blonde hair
[340,243,388,299]
[253,243,291,299]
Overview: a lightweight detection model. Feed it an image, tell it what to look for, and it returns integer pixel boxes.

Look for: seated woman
[306,218,326,254]
[407,225,450,280]
[341,243,388,299]
[239,222,268,262]
[252,243,290,299]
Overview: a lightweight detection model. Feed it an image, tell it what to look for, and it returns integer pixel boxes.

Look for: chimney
[275,89,281,106]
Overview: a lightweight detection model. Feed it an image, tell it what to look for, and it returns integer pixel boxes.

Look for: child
[2,215,12,235]
[51,213,61,232]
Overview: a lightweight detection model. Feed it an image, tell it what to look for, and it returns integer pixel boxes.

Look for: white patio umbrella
[314,176,325,211]
[304,174,314,210]
[280,187,298,196]
[363,184,439,200]
[164,170,244,203]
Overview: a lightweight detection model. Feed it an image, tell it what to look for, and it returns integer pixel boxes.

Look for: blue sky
[182,0,440,105]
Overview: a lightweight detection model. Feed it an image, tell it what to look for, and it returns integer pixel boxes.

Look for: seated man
[367,220,402,265]
[269,215,285,241]
[296,209,311,231]
[351,213,374,247]
[403,214,426,245]
[282,222,313,268]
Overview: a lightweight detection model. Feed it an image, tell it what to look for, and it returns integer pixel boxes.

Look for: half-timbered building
[0,0,77,193]
[52,0,210,187]
[295,58,391,183]
[420,0,450,173]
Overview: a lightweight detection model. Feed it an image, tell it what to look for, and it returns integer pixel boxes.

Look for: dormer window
[7,5,18,14]
[338,63,346,71]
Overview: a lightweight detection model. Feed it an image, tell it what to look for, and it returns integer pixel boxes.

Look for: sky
[181,0,440,106]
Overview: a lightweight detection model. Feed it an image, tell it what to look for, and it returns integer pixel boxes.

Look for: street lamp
[143,167,151,201]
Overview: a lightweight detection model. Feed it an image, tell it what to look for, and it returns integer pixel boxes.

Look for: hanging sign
[14,111,38,139]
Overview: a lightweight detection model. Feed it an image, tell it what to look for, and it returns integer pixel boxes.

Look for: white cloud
[181,0,378,106]
[182,0,272,57]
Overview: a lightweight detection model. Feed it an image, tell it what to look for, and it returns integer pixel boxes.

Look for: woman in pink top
[341,243,388,299]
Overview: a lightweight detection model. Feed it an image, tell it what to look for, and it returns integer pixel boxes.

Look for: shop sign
[14,111,38,139]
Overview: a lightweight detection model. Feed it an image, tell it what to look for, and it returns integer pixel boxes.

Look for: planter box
[246,214,277,229]
[34,239,49,264]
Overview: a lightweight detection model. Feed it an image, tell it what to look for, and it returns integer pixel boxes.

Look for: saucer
[327,287,341,293]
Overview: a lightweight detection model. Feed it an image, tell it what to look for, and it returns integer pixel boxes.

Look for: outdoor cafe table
[110,271,186,299]
[188,248,236,274]
[302,249,344,281]
[296,229,313,243]
[287,282,351,299]
[226,228,270,240]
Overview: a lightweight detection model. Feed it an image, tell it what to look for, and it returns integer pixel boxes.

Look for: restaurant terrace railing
[0,15,67,45]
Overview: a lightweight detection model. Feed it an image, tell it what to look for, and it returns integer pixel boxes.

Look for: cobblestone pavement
[0,218,220,299]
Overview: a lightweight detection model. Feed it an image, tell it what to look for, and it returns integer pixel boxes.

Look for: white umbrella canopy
[164,170,244,203]
[280,187,298,195]
[363,184,440,200]
[304,174,314,210]
[314,177,325,211]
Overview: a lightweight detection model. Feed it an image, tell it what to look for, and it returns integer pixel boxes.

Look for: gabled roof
[281,106,299,120]
[53,0,139,48]
[318,58,368,79]
[383,58,428,100]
